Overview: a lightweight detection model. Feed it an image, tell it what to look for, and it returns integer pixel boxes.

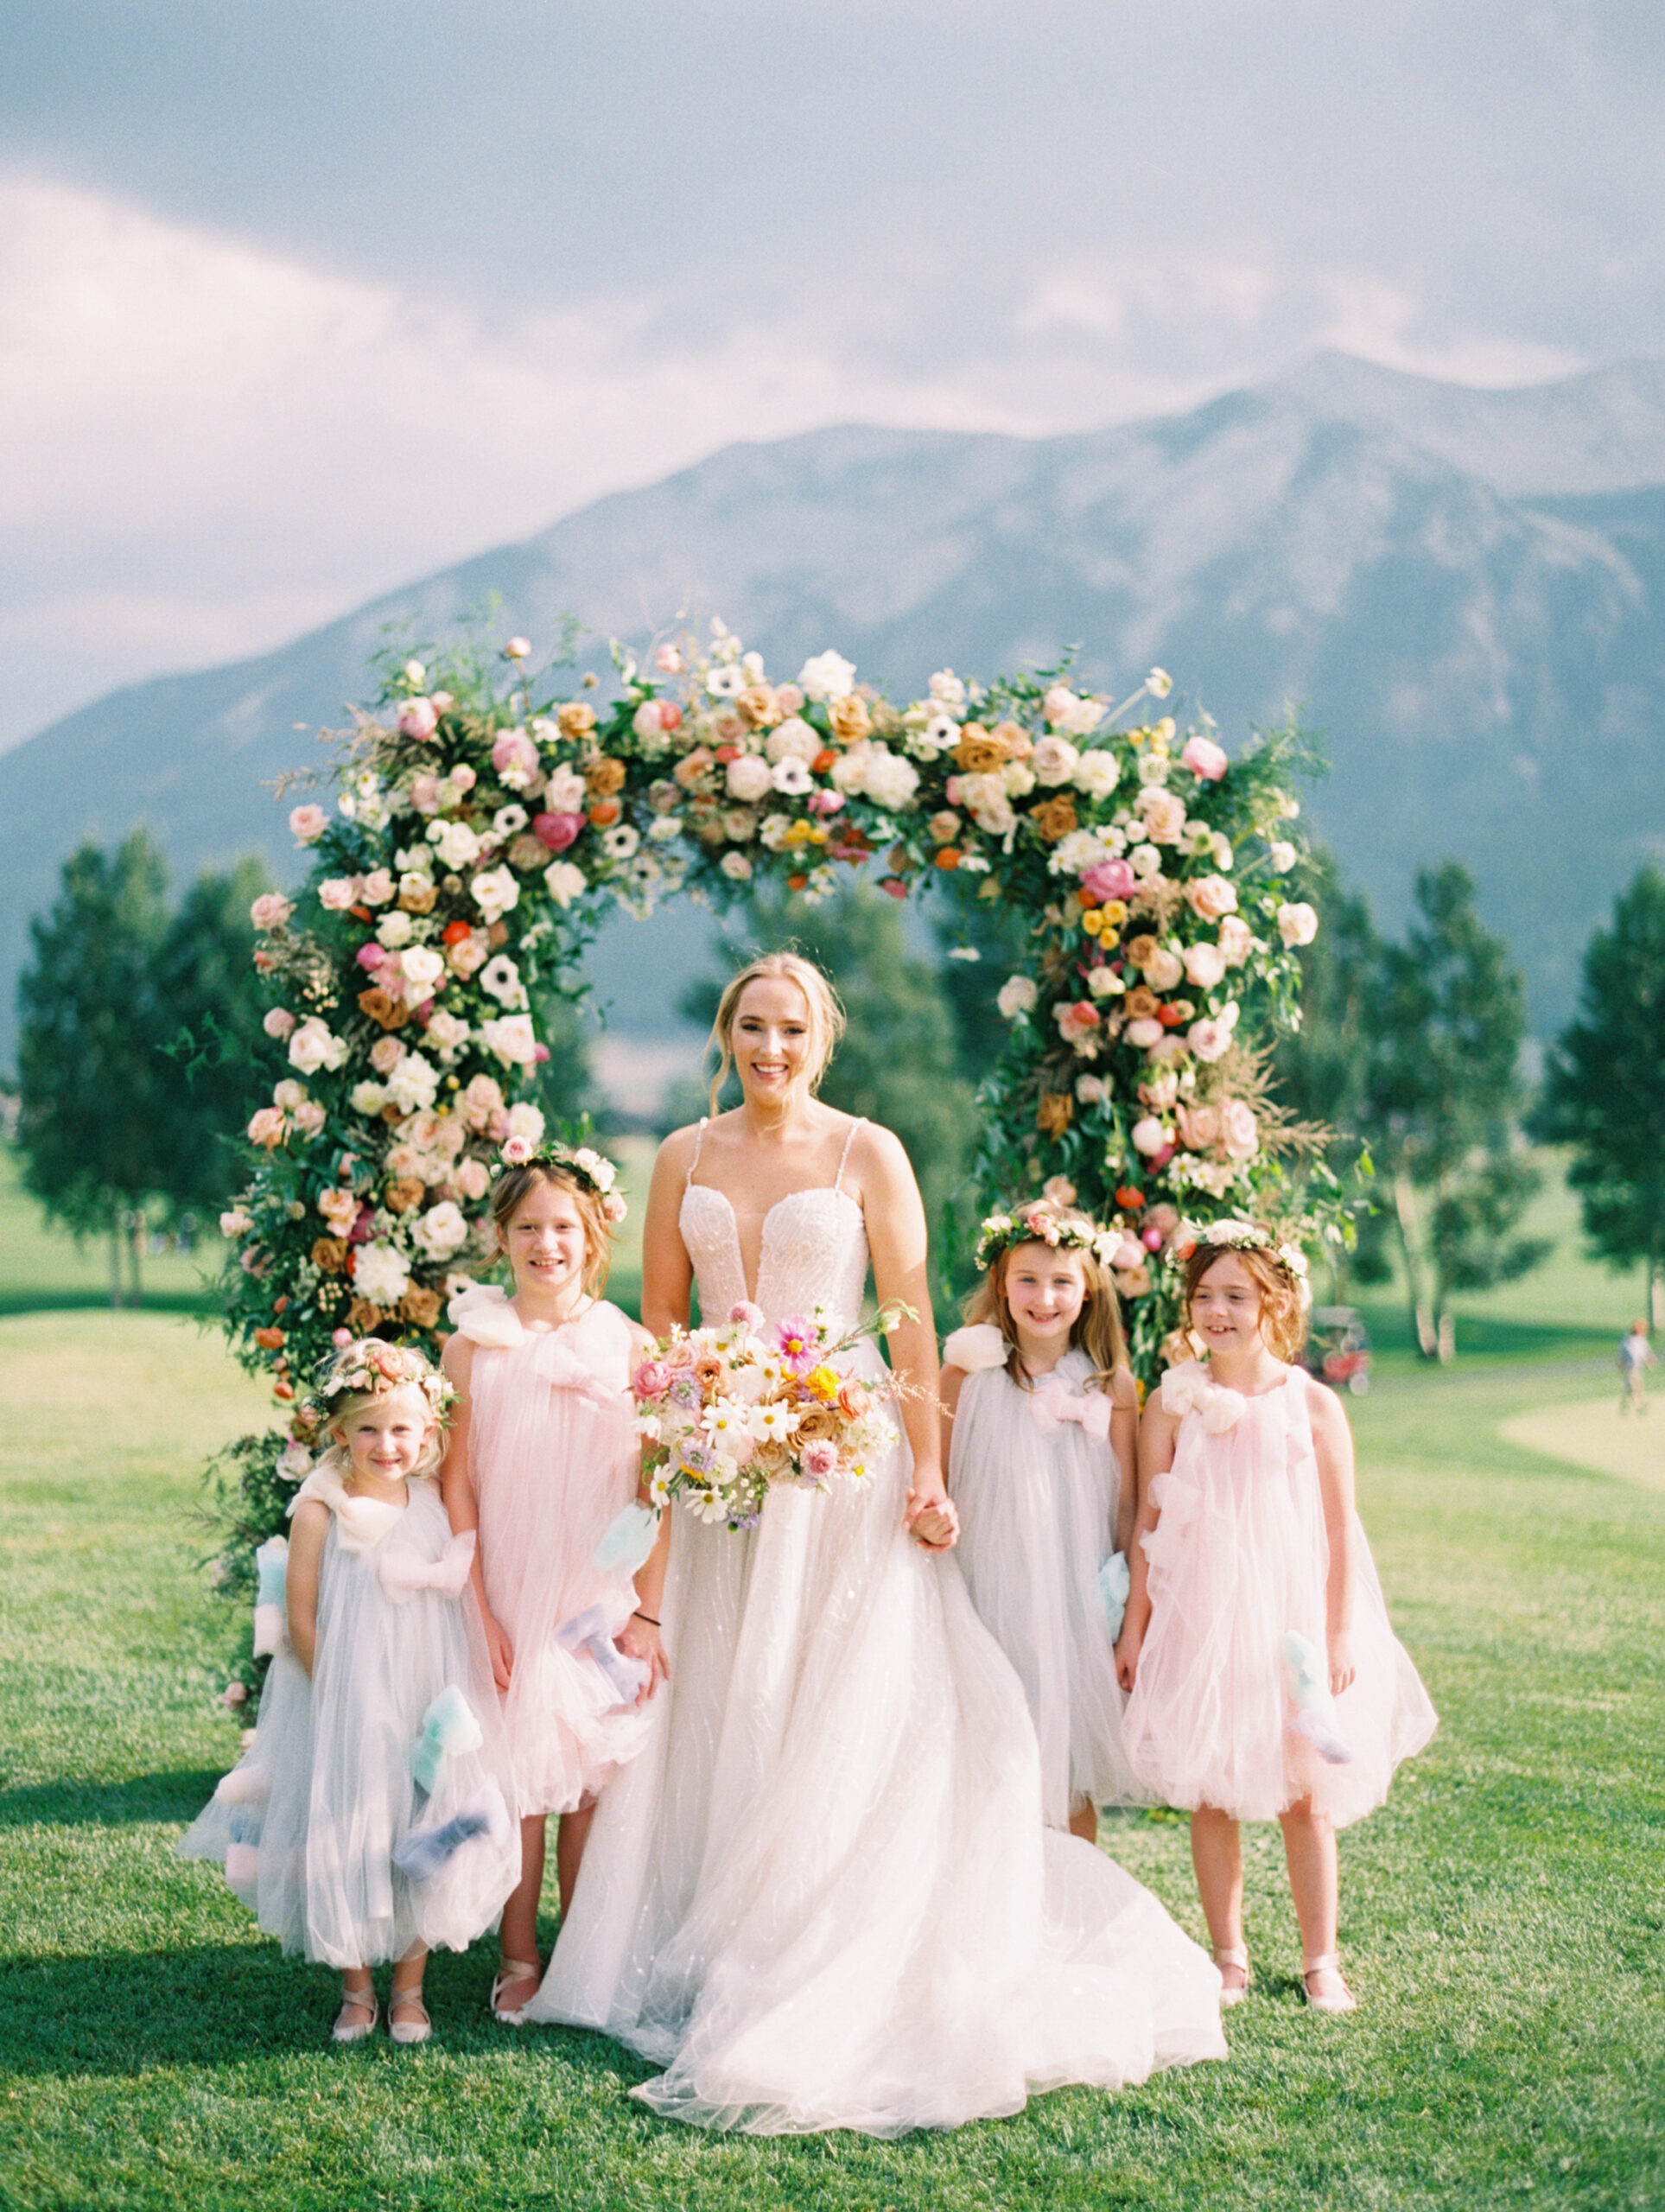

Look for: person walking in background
[1617,1319,1656,1414]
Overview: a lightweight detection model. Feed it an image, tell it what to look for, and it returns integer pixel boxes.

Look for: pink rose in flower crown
[1080,858,1136,904]
[499,1133,537,1166]
[771,1316,821,1374]
[1181,734,1229,780]
[289,804,328,844]
[1185,874,1238,922]
[250,893,293,931]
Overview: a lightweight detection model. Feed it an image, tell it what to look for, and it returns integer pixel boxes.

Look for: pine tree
[1539,862,1665,1326]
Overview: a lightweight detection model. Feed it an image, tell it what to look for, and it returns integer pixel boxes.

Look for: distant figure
[1617,1320,1656,1414]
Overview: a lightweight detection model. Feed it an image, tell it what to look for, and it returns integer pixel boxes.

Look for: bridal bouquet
[631,1301,905,1530]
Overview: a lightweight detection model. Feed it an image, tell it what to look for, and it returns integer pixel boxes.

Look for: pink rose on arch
[250,893,293,931]
[493,728,541,786]
[1141,1226,1165,1252]
[1218,914,1254,967]
[289,804,328,844]
[454,1159,490,1201]
[1178,1103,1223,1151]
[1182,939,1228,989]
[653,643,683,675]
[1187,1018,1233,1064]
[398,696,440,739]
[247,1106,287,1148]
[410,774,442,815]
[368,1035,404,1076]
[1182,734,1229,780]
[1185,874,1238,922]
[533,811,584,853]
[1221,1100,1259,1160]
[355,943,384,971]
[771,1316,822,1373]
[1277,902,1319,948]
[263,1007,296,1040]
[1111,1234,1147,1271]
[360,869,395,906]
[1080,858,1136,903]
[1131,1116,1171,1157]
[318,877,359,912]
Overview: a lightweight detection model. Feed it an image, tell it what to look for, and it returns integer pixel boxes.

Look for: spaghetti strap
[685,1117,709,1190]
[834,1117,866,1194]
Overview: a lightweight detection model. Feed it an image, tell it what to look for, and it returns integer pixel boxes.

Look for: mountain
[4,351,1665,1074]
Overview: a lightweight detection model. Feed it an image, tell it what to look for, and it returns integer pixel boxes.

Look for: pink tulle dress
[454,1287,653,1819]
[1122,1361,1437,1827]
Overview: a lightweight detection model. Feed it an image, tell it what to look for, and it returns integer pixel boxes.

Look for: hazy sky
[3,0,1662,747]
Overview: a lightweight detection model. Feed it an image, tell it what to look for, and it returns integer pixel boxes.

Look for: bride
[520,951,1226,2133]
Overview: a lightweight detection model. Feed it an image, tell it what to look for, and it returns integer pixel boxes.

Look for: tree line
[10,825,1665,1350]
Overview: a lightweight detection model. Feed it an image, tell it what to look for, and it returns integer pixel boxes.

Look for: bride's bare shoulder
[842,1116,915,1190]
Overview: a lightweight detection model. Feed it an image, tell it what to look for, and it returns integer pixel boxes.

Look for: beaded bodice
[679,1185,871,1331]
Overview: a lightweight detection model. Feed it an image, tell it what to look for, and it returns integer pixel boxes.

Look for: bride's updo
[707,951,846,1114]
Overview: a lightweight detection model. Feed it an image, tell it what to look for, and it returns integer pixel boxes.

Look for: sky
[2,0,1662,751]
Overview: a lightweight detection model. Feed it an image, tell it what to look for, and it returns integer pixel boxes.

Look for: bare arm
[1306,1376,1359,1695]
[1109,1365,1140,1557]
[641,1128,698,1340]
[284,1500,328,1677]
[859,1123,953,1548]
[614,1317,671,1698]
[1115,1394,1178,1692]
[438,1334,512,1691]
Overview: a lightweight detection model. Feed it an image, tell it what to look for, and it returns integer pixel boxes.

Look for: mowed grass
[2,1317,1663,2211]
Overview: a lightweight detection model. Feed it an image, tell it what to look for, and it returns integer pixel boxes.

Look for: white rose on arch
[543,860,585,907]
[766,718,821,766]
[353,1242,411,1307]
[470,865,520,922]
[413,1202,469,1262]
[726,753,774,801]
[480,1014,538,1067]
[798,651,856,702]
[1277,902,1319,947]
[385,1051,440,1116]
[996,975,1038,1020]
[289,1018,349,1076]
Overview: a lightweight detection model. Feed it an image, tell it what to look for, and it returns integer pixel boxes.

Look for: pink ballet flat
[388,1989,431,2046]
[490,1957,542,2020]
[1301,1952,1357,2014]
[332,1986,378,2044]
[1213,1946,1251,2006]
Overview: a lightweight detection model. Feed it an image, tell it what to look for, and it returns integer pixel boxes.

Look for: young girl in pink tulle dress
[441,1140,661,2019]
[941,1198,1146,1841]
[1116,1223,1436,2014]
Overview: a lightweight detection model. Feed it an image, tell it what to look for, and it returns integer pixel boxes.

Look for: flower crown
[1167,1217,1309,1281]
[494,1135,628,1224]
[309,1337,457,1422]
[975,1203,1120,1274]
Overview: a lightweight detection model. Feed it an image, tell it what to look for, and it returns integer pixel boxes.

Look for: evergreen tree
[1539,862,1665,1326]
[16,832,172,1302]
[1362,862,1547,1359]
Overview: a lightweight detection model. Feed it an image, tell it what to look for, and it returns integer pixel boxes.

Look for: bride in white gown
[521,952,1225,2132]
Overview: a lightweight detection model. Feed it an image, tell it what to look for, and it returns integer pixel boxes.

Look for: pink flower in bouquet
[771,1316,821,1373]
[250,893,293,931]
[398,697,440,739]
[533,810,583,852]
[1182,734,1229,780]
[836,1377,872,1421]
[1080,858,1136,903]
[263,1007,296,1040]
[729,1300,766,1331]
[289,804,328,844]
[800,1438,841,1484]
[633,1360,671,1400]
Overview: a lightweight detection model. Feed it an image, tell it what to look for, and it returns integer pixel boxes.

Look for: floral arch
[213,621,1333,1605]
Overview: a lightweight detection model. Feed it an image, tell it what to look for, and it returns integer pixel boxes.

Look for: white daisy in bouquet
[631,1300,905,1529]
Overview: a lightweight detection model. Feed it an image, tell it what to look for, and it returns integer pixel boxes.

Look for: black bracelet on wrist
[632,1609,661,1627]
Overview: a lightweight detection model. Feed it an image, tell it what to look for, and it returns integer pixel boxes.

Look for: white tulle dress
[178,1468,520,1967]
[1122,1361,1438,1825]
[523,1132,1226,2134]
[455,1291,653,1818]
[946,1332,1150,1828]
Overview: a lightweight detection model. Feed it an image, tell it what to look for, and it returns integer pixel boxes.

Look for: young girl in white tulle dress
[178,1339,521,2046]
[942,1198,1147,1840]
[441,1140,660,2020]
[1116,1222,1438,2013]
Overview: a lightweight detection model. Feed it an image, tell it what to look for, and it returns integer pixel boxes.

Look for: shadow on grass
[0,1772,226,1830]
[0,1939,657,2084]
[0,1291,221,1320]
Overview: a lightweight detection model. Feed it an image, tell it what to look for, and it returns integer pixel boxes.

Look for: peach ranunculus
[1136,788,1188,844]
[1178,1103,1223,1151]
[1185,874,1239,921]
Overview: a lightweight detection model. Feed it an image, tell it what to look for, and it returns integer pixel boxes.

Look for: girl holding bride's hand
[522,950,1225,2135]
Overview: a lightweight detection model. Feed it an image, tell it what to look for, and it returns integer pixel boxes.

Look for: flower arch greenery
[209,620,1338,1662]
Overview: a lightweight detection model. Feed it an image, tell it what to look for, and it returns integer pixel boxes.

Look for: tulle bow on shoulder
[287,1465,404,1553]
[1159,1358,1246,1433]
[447,1282,524,1350]
[941,1323,1009,1373]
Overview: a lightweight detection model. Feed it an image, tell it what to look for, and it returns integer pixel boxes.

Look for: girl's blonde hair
[963,1205,1128,1389]
[491,1163,614,1297]
[707,951,846,1115]
[1182,1239,1306,1363]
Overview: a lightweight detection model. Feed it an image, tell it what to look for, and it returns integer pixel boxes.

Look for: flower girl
[942,1198,1147,1840]
[1116,1222,1438,2012]
[440,1139,660,2019]
[179,1339,520,2045]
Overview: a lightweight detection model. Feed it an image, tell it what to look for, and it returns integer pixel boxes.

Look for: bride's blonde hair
[706,952,846,1115]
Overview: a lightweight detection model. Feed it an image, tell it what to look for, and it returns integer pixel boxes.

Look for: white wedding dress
[523,1154,1225,2133]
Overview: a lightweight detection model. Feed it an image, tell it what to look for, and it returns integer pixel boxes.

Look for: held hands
[616,1611,670,1703]
[904,1485,960,1552]
[1327,1629,1357,1699]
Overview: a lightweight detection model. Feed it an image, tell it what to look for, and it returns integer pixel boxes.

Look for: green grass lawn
[2,1309,1662,2210]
